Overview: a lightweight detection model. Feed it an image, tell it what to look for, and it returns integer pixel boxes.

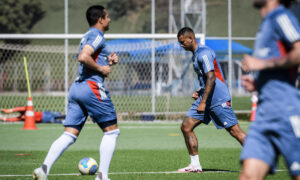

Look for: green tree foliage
[0,0,45,33]
[107,0,130,19]
[0,0,45,64]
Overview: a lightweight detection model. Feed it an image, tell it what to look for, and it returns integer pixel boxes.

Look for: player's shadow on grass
[202,169,240,173]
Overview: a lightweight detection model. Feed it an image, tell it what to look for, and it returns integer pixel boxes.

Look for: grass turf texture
[0,122,289,180]
[0,95,252,113]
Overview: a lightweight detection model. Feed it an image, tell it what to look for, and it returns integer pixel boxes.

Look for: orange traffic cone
[23,97,37,130]
[250,95,258,122]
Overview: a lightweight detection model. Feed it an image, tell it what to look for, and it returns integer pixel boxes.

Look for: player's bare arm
[242,41,300,71]
[78,44,111,76]
[197,71,215,114]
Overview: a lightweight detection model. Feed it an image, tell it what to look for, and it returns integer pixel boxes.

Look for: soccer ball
[78,157,98,175]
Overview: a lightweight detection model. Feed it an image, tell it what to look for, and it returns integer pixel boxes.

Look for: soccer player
[239,0,300,179]
[0,107,64,124]
[177,27,246,173]
[33,5,119,180]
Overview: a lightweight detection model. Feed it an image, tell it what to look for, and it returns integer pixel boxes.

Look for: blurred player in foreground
[177,27,246,173]
[0,107,64,124]
[33,5,119,180]
[239,0,300,179]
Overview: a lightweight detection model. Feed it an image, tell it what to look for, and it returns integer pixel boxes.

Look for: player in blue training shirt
[240,0,300,179]
[176,27,246,173]
[33,5,119,180]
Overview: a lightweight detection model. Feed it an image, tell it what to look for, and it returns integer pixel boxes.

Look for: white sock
[99,129,120,179]
[43,132,77,174]
[190,155,201,167]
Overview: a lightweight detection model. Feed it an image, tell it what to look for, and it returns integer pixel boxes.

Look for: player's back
[76,27,110,83]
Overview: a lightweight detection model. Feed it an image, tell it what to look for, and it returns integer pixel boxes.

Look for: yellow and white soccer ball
[78,157,98,175]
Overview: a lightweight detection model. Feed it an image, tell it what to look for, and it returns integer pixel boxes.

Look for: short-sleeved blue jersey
[76,27,111,83]
[193,45,231,106]
[254,5,300,119]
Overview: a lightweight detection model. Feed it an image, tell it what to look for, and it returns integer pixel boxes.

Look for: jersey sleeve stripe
[202,55,212,71]
[92,35,103,48]
[276,14,300,42]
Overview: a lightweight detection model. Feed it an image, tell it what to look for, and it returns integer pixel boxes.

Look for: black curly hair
[280,0,296,7]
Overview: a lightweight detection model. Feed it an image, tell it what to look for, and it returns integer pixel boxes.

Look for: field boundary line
[0,169,287,177]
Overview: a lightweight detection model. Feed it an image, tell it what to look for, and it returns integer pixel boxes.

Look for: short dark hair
[177,27,195,39]
[86,5,106,26]
[280,0,296,8]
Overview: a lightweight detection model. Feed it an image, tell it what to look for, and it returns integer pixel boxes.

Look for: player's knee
[227,125,243,137]
[104,129,120,139]
[239,172,251,180]
[180,120,192,133]
[239,169,258,180]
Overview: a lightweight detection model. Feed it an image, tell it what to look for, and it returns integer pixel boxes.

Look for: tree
[0,0,45,64]
[0,0,45,33]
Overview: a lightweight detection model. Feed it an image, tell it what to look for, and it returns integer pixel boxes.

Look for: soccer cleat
[178,164,203,173]
[33,167,47,180]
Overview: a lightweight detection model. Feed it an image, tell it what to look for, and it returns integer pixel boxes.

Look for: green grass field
[0,95,252,112]
[0,122,289,180]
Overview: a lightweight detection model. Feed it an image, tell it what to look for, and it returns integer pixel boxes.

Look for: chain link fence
[1,35,230,120]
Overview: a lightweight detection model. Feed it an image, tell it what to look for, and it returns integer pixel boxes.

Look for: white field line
[0,169,287,177]
[0,121,250,130]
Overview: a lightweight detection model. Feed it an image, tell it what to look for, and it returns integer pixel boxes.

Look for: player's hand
[241,75,256,92]
[197,102,206,114]
[192,91,199,100]
[108,52,119,65]
[100,65,111,76]
[242,55,266,72]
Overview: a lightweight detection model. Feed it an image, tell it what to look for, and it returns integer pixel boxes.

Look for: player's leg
[95,121,119,180]
[84,81,119,180]
[33,84,87,180]
[33,127,80,180]
[240,119,279,180]
[0,117,22,122]
[178,116,203,173]
[210,102,246,145]
[293,175,300,180]
[42,111,65,124]
[239,158,270,180]
[225,123,246,145]
[180,116,201,155]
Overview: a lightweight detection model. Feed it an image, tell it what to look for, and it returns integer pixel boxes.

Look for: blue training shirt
[254,5,300,119]
[193,45,231,106]
[76,27,111,83]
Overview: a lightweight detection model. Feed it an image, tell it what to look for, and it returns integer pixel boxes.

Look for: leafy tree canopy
[0,0,45,33]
